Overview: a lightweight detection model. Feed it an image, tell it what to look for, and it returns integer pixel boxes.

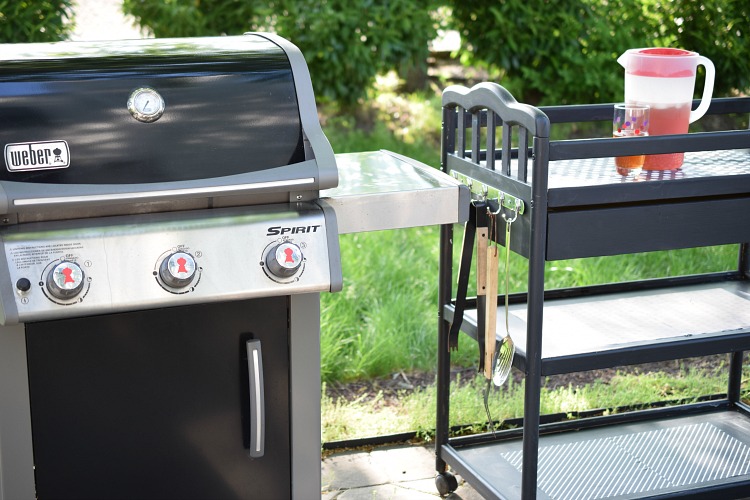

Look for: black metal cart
[434,82,750,499]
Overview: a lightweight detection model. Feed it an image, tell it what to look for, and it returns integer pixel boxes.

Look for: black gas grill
[0,34,340,499]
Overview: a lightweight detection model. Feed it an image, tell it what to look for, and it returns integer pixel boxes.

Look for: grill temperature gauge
[127,87,165,123]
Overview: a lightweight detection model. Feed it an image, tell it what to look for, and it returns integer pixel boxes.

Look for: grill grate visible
[501,422,750,500]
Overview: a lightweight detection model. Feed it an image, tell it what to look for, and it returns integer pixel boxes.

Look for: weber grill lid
[0,33,336,221]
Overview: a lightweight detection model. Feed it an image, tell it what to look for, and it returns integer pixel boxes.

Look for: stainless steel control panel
[0,203,339,325]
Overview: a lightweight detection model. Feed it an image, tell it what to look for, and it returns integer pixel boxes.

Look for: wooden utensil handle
[484,245,499,379]
[476,227,488,296]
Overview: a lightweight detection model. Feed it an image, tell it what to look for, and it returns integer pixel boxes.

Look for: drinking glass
[613,103,650,176]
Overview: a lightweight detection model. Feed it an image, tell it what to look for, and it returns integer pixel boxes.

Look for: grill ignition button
[46,261,85,299]
[16,278,31,293]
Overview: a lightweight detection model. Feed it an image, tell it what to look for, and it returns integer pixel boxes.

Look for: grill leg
[436,223,453,474]
[0,324,35,500]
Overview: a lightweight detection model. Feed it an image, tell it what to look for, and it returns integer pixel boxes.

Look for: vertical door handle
[246,340,265,458]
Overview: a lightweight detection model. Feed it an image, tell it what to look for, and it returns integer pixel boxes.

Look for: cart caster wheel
[435,471,458,496]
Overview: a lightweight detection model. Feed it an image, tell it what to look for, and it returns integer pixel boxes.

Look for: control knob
[265,242,303,278]
[159,252,197,288]
[46,261,85,300]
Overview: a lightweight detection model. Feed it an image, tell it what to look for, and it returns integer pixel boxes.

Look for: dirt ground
[325,353,746,408]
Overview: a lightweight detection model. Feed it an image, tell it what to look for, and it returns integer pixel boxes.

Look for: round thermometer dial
[127,87,165,123]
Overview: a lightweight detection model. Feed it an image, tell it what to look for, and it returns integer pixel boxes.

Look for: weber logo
[4,140,70,172]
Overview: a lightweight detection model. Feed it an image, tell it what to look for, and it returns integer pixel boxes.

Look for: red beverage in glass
[613,103,649,176]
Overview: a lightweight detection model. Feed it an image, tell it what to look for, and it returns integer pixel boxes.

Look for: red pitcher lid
[636,48,695,57]
[621,48,699,77]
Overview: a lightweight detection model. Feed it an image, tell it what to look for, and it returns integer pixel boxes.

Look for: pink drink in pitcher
[644,102,691,169]
[618,48,715,170]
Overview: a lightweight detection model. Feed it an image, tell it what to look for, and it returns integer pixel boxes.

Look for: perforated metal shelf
[543,149,750,208]
[548,149,750,186]
[446,410,750,500]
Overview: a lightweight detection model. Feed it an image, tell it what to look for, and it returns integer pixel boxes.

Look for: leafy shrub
[0,0,74,42]
[450,0,662,105]
[663,0,750,97]
[264,0,438,106]
[122,0,439,107]
[121,0,258,38]
[450,0,749,105]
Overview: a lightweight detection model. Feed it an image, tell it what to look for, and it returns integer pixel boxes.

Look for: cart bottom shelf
[443,409,750,499]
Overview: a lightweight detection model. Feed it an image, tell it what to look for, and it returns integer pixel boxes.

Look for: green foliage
[664,0,750,97]
[122,0,439,107]
[0,0,74,42]
[450,0,750,105]
[121,0,257,38]
[121,0,750,105]
[450,0,657,104]
[266,0,439,106]
[321,85,443,162]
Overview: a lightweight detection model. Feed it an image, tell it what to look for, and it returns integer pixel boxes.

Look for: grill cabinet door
[25,297,291,500]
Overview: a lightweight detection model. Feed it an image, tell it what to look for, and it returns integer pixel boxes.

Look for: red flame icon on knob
[61,267,75,284]
[177,257,188,274]
[284,248,295,263]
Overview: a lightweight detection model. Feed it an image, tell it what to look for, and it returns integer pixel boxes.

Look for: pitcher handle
[689,55,715,123]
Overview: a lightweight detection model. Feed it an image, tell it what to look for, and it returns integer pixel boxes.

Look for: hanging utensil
[491,197,519,387]
[476,189,489,299]
[474,197,489,371]
[483,209,499,380]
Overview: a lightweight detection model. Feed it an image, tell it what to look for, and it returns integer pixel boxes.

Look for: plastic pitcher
[617,48,715,170]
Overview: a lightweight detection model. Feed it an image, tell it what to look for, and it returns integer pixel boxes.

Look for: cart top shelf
[544,148,750,208]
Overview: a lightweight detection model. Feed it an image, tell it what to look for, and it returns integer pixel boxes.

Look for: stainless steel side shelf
[434,84,750,499]
[323,150,470,233]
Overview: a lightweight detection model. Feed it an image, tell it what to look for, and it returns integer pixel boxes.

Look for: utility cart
[434,82,750,499]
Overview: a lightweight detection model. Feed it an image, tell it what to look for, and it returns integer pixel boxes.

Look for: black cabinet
[26,298,291,500]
